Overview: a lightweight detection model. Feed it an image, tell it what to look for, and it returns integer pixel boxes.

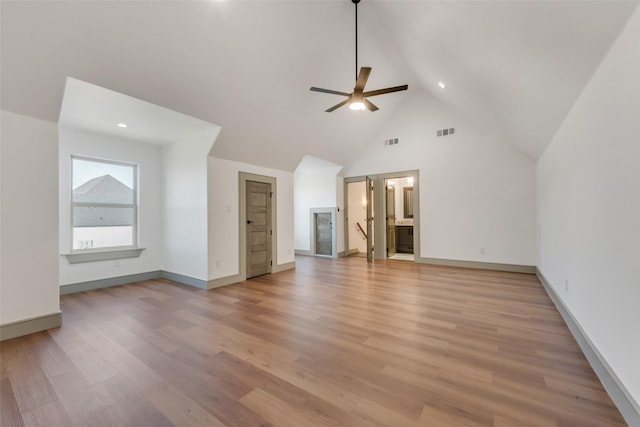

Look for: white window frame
[70,155,139,253]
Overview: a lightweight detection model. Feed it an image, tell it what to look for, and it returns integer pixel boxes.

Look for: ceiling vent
[384,138,399,146]
[437,128,455,137]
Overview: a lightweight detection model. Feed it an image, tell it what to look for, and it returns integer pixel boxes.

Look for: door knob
[247,220,254,224]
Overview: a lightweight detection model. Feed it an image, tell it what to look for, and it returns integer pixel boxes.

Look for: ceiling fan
[310,0,408,112]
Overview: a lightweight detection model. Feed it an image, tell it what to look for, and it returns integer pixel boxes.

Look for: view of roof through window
[71,157,136,250]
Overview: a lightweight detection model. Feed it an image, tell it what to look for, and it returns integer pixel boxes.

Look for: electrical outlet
[480,248,486,255]
[215,260,221,268]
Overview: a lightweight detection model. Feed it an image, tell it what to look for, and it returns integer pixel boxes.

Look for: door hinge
[270,230,272,236]
[270,192,273,198]
[270,260,272,266]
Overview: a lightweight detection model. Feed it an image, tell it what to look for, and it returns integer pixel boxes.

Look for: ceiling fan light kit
[310,0,408,112]
[349,93,366,110]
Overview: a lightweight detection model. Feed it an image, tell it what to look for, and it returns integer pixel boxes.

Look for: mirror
[403,187,413,218]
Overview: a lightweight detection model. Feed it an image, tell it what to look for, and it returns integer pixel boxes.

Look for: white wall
[293,157,343,252]
[537,6,640,406]
[345,90,536,266]
[208,157,294,281]
[58,127,163,285]
[162,128,219,281]
[1,111,60,324]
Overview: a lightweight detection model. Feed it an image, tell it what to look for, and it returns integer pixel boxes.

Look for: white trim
[63,247,145,264]
[70,155,138,252]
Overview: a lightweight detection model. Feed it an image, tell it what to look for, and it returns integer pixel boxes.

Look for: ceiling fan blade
[364,99,379,112]
[363,85,408,98]
[354,67,372,94]
[325,98,351,113]
[310,87,351,97]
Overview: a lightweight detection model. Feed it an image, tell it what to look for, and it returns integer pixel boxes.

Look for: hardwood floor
[0,256,627,426]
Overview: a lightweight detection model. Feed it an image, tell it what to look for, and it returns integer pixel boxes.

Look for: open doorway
[384,176,414,262]
[344,171,418,263]
[345,179,373,260]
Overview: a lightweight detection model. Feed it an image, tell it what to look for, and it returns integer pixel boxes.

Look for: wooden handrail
[356,222,367,239]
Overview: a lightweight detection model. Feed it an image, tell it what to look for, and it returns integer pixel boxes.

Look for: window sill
[63,248,145,264]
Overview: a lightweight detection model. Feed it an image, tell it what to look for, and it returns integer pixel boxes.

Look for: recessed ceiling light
[438,81,446,89]
[117,123,127,128]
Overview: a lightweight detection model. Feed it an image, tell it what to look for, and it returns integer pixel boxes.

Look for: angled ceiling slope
[366,1,639,158]
[59,78,220,146]
[2,1,638,168]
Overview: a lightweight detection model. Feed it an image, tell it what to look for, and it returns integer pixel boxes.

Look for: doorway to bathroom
[384,176,414,261]
[344,171,418,263]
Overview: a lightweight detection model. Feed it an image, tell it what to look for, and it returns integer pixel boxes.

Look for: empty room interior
[1,1,639,426]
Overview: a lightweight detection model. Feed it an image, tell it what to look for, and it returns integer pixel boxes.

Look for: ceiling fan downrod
[353,0,360,82]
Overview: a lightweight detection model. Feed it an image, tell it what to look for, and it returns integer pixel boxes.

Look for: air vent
[437,128,455,137]
[384,138,399,146]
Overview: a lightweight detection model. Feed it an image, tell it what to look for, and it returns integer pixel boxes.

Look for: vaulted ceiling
[1,1,638,171]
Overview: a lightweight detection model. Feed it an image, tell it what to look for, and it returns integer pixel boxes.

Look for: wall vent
[384,138,399,146]
[437,127,455,137]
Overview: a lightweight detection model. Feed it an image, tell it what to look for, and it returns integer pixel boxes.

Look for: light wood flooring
[1,256,627,426]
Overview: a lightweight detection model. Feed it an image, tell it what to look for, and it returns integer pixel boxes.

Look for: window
[71,156,137,251]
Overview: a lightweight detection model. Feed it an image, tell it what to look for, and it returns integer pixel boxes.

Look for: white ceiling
[59,77,219,145]
[2,1,638,171]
